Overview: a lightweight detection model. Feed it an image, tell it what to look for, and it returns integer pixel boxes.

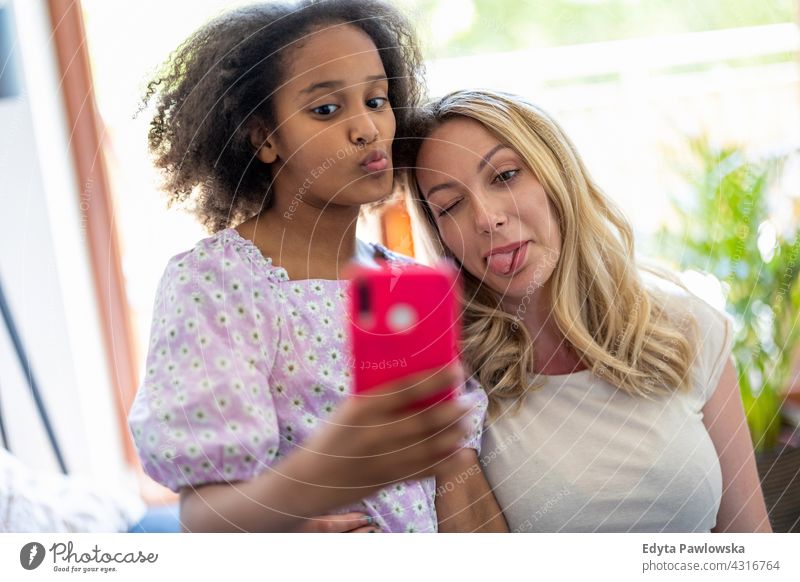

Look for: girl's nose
[349,111,379,145]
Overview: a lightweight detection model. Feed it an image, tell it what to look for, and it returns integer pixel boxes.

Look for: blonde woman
[401,89,771,532]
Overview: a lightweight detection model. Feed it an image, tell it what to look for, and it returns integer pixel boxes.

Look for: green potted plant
[657,138,800,531]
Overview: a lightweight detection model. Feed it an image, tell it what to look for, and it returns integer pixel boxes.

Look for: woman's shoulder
[361,240,417,265]
[643,271,731,334]
[643,271,735,402]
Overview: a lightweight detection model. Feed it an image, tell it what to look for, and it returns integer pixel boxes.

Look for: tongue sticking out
[486,248,517,276]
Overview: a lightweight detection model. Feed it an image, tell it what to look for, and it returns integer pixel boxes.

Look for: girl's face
[415,117,562,302]
[264,24,396,210]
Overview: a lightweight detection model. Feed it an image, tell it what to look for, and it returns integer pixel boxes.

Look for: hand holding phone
[347,261,461,410]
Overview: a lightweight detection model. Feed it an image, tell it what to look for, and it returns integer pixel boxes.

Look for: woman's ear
[249,123,279,164]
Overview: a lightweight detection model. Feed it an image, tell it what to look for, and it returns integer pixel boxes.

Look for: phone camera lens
[358,279,371,315]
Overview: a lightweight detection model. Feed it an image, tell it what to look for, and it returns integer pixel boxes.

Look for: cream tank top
[480,285,734,532]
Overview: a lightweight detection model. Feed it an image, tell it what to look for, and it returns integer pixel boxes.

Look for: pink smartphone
[347,261,461,409]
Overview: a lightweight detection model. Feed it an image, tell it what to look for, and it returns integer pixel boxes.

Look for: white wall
[0,0,130,485]
[426,24,800,244]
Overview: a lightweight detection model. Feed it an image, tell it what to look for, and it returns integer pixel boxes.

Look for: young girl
[129,2,505,533]
[402,89,771,532]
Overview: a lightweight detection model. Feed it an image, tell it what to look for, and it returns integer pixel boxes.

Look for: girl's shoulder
[161,231,417,295]
[163,228,290,285]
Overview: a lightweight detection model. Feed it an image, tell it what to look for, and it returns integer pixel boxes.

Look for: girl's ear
[249,124,279,164]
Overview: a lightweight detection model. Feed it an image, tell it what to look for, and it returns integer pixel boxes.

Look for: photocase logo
[20,542,46,570]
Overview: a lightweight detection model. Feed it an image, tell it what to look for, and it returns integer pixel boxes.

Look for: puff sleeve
[128,238,282,492]
[457,376,488,453]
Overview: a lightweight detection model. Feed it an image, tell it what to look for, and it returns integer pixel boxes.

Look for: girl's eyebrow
[300,74,388,96]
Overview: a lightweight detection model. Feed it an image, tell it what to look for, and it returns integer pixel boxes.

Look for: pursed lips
[360,149,388,173]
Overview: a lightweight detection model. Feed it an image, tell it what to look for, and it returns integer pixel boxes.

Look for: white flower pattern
[128,228,488,533]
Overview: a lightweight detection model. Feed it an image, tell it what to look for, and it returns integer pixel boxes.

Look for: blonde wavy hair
[401,89,698,417]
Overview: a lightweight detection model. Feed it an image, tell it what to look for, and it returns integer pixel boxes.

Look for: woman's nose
[474,199,507,234]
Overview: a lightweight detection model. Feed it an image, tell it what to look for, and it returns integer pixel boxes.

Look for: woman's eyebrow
[425,181,457,200]
[477,144,510,173]
[425,144,510,198]
[300,74,388,96]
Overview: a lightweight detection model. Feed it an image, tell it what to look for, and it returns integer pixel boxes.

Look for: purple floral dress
[128,228,487,532]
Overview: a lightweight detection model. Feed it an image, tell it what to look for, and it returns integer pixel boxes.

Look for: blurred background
[1,0,798,526]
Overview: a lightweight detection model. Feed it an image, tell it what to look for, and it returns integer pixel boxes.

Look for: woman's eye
[366,96,388,109]
[312,104,339,116]
[493,169,518,184]
[438,199,462,217]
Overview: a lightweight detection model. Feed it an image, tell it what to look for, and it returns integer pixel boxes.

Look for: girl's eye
[438,198,462,217]
[311,104,339,116]
[366,96,388,109]
[493,169,519,184]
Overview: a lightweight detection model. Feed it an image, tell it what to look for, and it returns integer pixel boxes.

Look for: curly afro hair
[142,0,425,233]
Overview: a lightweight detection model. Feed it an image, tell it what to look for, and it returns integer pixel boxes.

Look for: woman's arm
[702,357,772,532]
[180,365,472,532]
[435,448,508,532]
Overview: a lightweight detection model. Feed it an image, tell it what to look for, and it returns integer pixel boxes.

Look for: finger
[380,399,471,453]
[364,405,467,458]
[348,525,382,533]
[300,513,374,533]
[366,363,464,410]
[390,415,472,474]
[417,398,472,430]
[390,435,470,483]
[391,400,470,445]
[421,414,473,458]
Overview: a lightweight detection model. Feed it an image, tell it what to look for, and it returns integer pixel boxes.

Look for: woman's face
[415,117,561,302]
[264,24,396,210]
